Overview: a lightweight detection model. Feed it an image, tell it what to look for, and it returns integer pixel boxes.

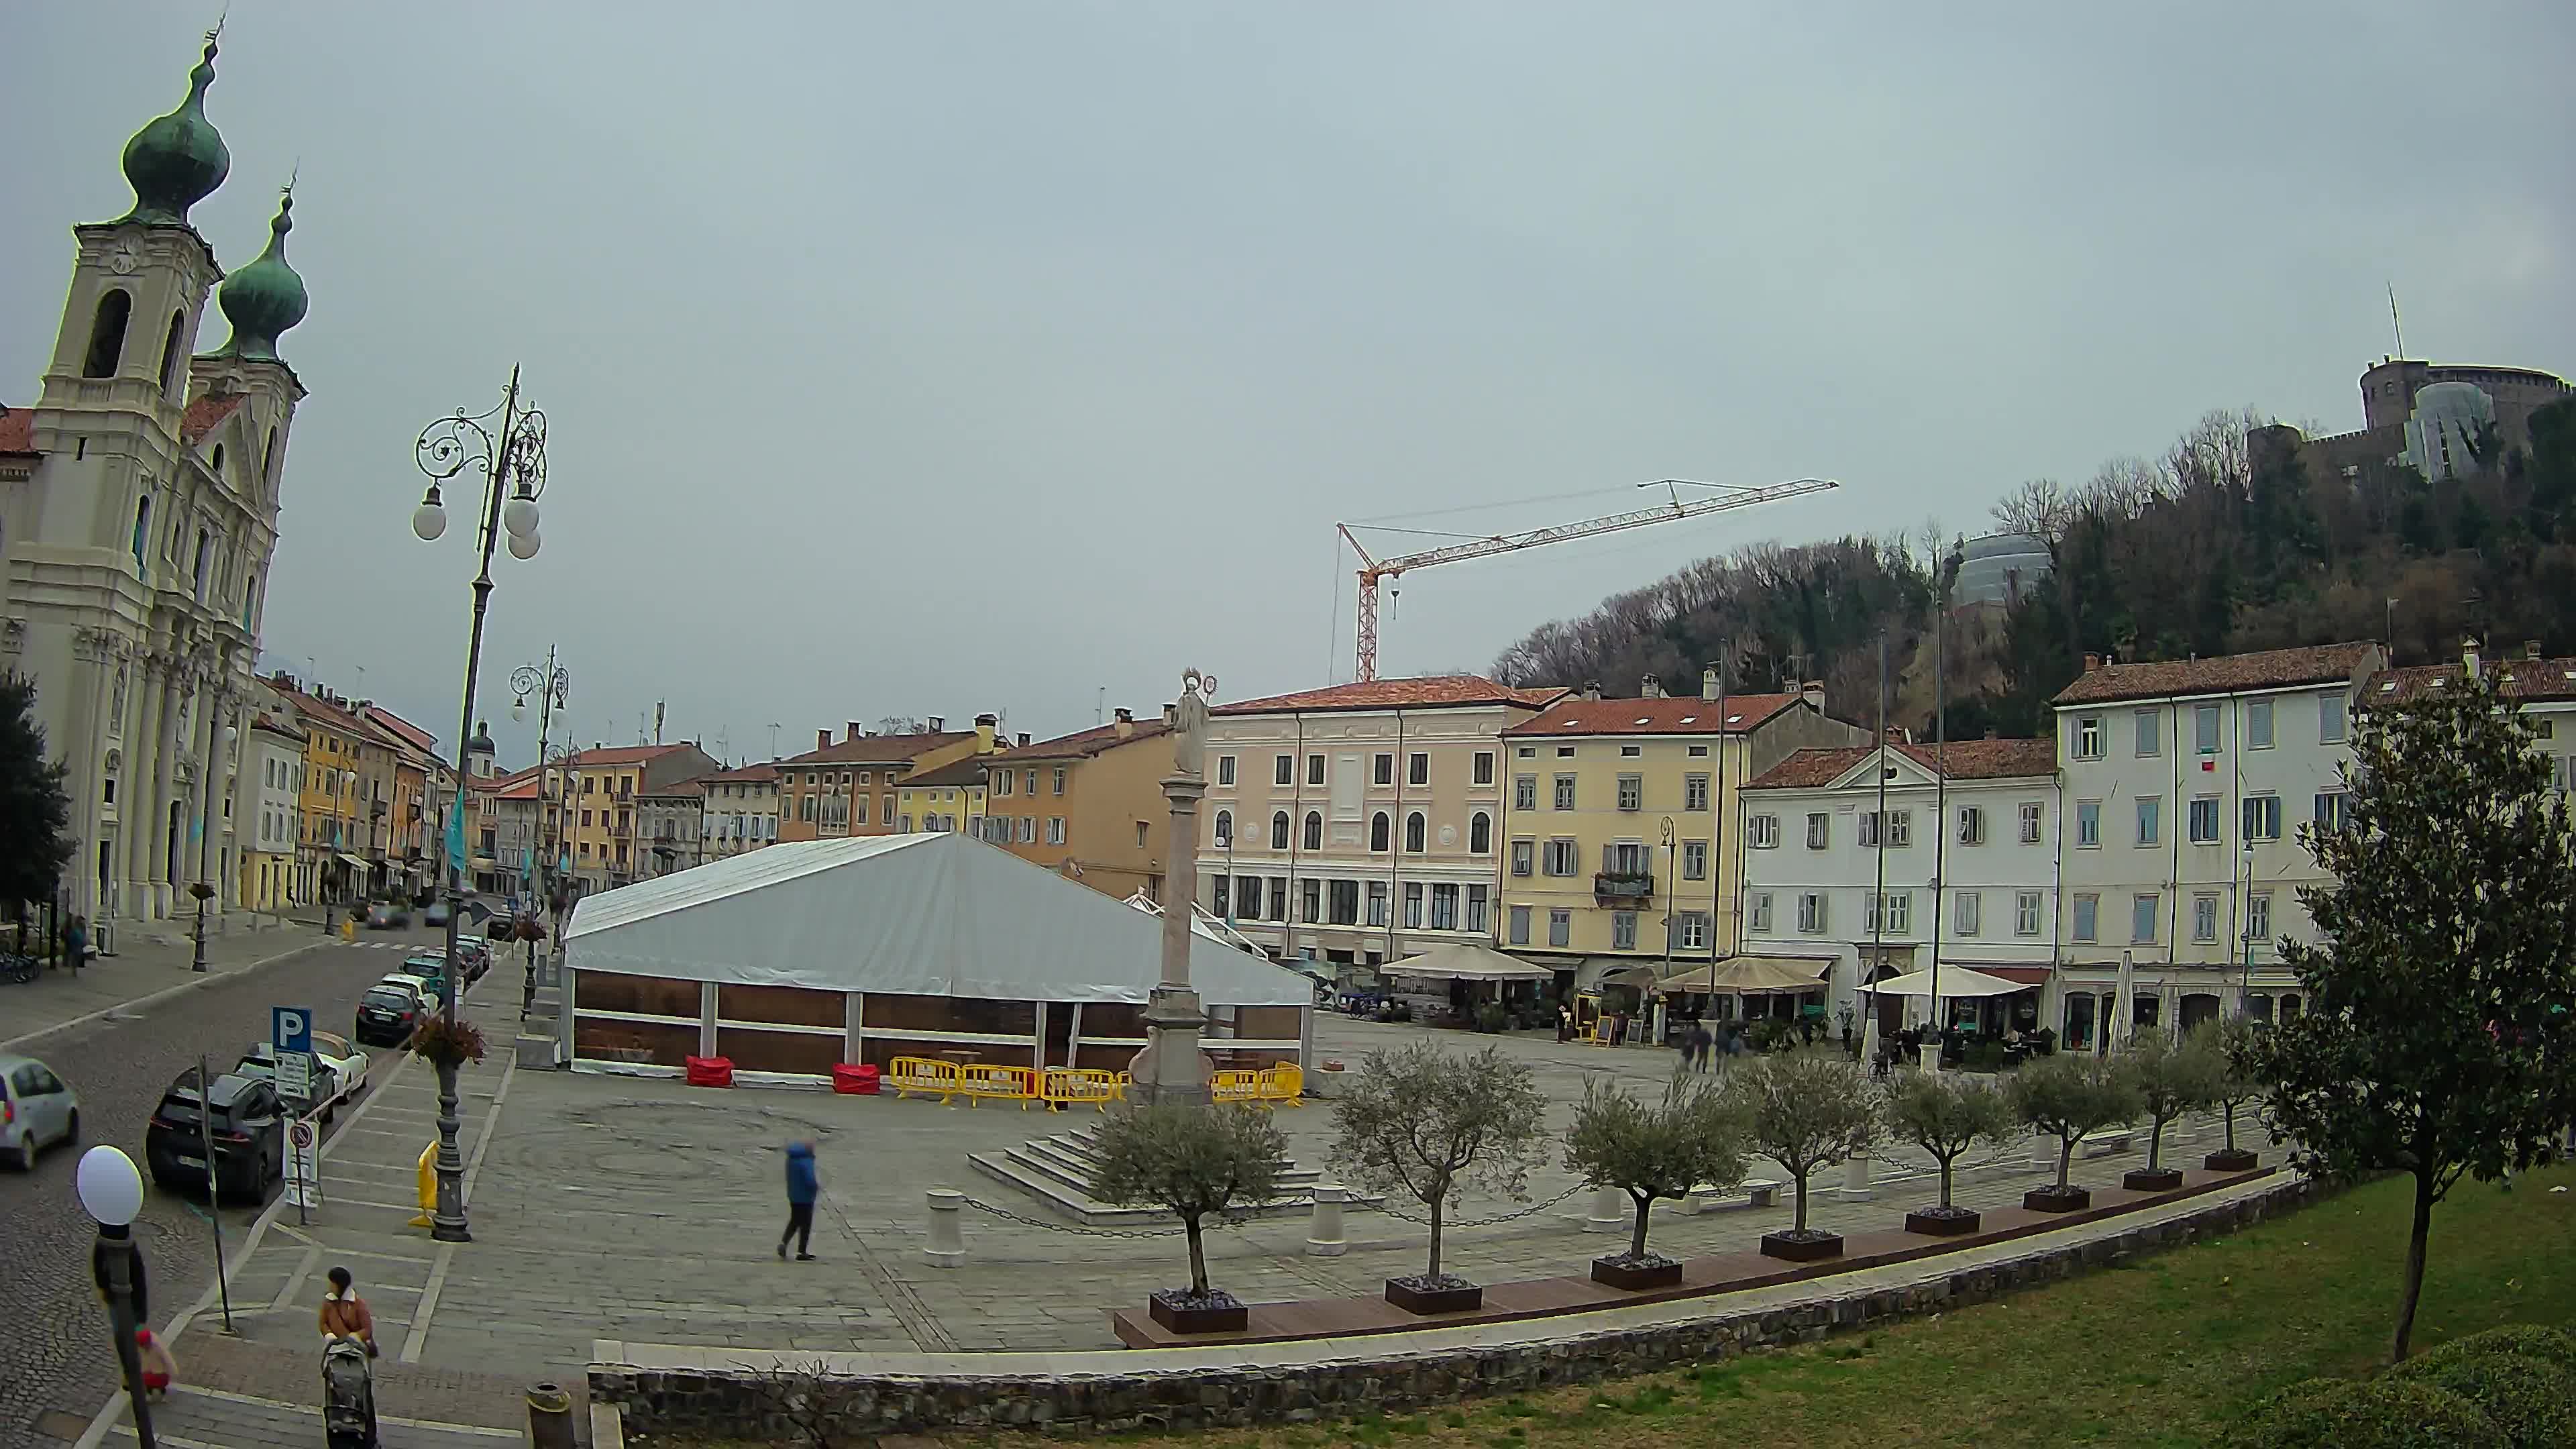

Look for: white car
[311,1029,371,1101]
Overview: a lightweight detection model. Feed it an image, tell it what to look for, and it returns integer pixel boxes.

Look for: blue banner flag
[445,800,466,879]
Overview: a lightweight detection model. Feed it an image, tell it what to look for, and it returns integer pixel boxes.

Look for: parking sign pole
[195,1055,235,1334]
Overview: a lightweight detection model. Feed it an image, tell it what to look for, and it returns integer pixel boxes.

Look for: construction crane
[1337,476,1840,682]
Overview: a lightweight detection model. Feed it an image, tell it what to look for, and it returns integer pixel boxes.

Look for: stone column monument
[1134,668,1216,1108]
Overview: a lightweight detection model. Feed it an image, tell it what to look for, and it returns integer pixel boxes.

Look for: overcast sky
[7,3,2569,767]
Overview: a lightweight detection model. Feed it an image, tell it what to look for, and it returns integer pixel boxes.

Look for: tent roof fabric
[1862,965,2025,998]
[1654,955,1831,995]
[1385,941,1557,982]
[561,833,1311,1007]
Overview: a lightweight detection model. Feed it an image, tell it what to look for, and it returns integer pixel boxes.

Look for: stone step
[1009,1136,1320,1198]
[966,1150,1333,1227]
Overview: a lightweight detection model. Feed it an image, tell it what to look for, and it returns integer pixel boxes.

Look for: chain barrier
[1371,1183,1585,1229]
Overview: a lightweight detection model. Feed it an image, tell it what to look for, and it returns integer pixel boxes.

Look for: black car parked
[144,1072,284,1202]
[352,981,424,1048]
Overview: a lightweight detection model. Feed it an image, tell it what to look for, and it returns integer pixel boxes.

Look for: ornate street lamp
[78,1146,156,1448]
[409,368,549,1243]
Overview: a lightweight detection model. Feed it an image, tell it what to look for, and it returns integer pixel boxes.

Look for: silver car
[1,1054,81,1170]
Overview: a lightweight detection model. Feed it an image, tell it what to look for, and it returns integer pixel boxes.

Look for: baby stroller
[322,1336,378,1448]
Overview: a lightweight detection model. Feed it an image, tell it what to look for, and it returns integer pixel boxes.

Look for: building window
[1466,883,1489,932]
[1306,753,1325,786]
[2314,791,2348,831]
[2189,796,2221,844]
[1329,879,1360,925]
[1806,812,1829,849]
[1511,839,1534,876]
[1051,818,1069,845]
[2015,890,2043,936]
[1371,812,1391,852]
[2247,890,2273,945]
[1748,893,1773,932]
[2076,800,2100,848]
[2242,794,2282,842]
[1431,883,1458,930]
[1516,746,1536,759]
[1620,744,1642,758]
[1212,876,1232,918]
[1955,890,1981,937]
[2135,709,2161,757]
[1514,775,1538,810]
[1509,904,1532,945]
[84,288,131,378]
[1556,745,1575,758]
[1368,881,1389,926]
[1267,877,1287,921]
[2132,893,2160,944]
[1302,879,1322,922]
[1403,881,1424,928]
[2019,800,2043,843]
[1303,811,1322,851]
[1956,806,1984,845]
[2135,796,2161,846]
[1684,773,1709,810]
[1373,753,1394,786]
[1548,909,1571,947]
[1617,775,1642,811]
[2247,700,2275,749]
[1469,812,1491,853]
[1611,910,1637,951]
[1266,811,1288,849]
[1748,814,1779,849]
[1553,774,1576,810]
[1865,891,1911,934]
[1472,751,1494,786]
[2193,893,2219,944]
[1796,892,1826,934]
[2072,893,2099,943]
[2195,703,2221,754]
[1214,809,1233,847]
[1542,838,1579,875]
[1273,754,1293,786]
[2074,715,2103,759]
[1409,752,1430,787]
[1680,839,1707,880]
[1052,767,1067,794]
[2320,694,2347,744]
[1404,812,1426,853]
[1216,754,1236,786]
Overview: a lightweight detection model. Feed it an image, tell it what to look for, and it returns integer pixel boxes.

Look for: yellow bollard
[409,1142,435,1228]
[341,918,357,943]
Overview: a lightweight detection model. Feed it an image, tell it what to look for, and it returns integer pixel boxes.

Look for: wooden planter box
[2122,1167,2186,1191]
[1146,1290,1248,1336]
[1904,1207,1982,1236]
[2204,1148,2259,1172]
[2023,1185,2092,1213]
[1758,1230,1843,1263]
[1590,1255,1684,1291]
[1384,1277,1483,1315]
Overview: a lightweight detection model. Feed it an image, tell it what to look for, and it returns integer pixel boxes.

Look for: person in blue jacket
[779,1141,819,1260]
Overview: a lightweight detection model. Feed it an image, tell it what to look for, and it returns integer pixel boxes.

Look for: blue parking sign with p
[273,1006,312,1055]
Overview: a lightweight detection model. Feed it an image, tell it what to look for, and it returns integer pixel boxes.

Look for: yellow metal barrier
[960,1063,1038,1108]
[409,1142,435,1228]
[1210,1068,1266,1106]
[1040,1067,1122,1112]
[1259,1061,1304,1107]
[886,1056,962,1104]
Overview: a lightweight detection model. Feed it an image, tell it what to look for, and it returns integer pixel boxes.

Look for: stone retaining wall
[594,1176,2324,1440]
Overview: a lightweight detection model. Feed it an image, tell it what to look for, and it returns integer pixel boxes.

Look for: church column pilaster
[125,659,166,918]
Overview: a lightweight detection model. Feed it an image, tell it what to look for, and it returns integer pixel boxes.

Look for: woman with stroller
[318,1266,380,1448]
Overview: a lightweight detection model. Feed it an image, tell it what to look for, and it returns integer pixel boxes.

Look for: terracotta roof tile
[1746,737,2057,790]
[180,393,246,445]
[0,406,35,457]
[2371,657,2576,705]
[902,757,991,789]
[637,779,707,798]
[987,718,1171,761]
[1502,694,1803,738]
[774,731,975,767]
[2051,643,2381,706]
[564,743,692,767]
[1215,675,1566,716]
[704,762,782,784]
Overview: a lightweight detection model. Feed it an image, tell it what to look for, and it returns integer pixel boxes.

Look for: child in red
[134,1327,176,1398]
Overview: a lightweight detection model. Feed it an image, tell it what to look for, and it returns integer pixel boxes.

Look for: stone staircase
[967,1121,1376,1226]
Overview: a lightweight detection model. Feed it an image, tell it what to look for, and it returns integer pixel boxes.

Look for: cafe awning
[1863,965,2025,998]
[334,853,369,871]
[1383,942,1556,983]
[1655,955,1831,995]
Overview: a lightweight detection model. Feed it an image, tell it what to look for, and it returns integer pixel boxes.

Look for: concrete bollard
[526,1383,577,1449]
[2033,1132,2058,1173]
[926,1188,967,1267]
[1305,1184,1348,1256]
[1837,1151,1875,1201]
[1584,1185,1625,1232]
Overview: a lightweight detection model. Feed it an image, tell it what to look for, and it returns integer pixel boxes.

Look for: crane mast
[1339,476,1839,682]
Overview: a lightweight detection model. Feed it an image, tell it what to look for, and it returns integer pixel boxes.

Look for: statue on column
[1171,669,1215,777]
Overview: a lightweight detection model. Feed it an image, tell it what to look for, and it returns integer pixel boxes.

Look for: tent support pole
[845,991,865,1067]
[1032,1001,1049,1075]
[1067,1002,1085,1073]
[698,981,718,1059]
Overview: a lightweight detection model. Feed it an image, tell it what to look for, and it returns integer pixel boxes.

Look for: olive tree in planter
[1881,1067,2017,1236]
[2006,1050,2139,1212]
[1562,1071,1749,1289]
[1089,1102,1287,1334]
[1724,1053,1879,1262]
[2196,1016,2264,1172]
[2117,1026,2222,1191]
[1329,1041,1548,1314]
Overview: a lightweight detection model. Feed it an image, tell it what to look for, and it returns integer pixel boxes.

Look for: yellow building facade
[1497,678,1862,990]
[987,710,1174,901]
[894,756,988,833]
[278,684,367,904]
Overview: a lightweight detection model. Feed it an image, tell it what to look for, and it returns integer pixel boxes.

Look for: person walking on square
[780,1140,820,1260]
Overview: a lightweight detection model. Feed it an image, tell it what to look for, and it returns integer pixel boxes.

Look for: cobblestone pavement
[0,922,462,1444]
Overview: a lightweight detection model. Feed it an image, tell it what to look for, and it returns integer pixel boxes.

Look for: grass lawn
[659,1163,2576,1448]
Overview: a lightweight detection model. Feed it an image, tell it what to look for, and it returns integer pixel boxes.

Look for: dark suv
[144,1072,284,1202]
[353,981,424,1047]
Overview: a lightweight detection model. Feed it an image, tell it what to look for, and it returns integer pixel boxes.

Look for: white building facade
[239,688,303,913]
[2050,643,2383,1046]
[1738,738,2061,1038]
[1,36,309,926]
[699,764,781,860]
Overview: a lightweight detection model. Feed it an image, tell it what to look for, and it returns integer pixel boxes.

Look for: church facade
[0,32,312,928]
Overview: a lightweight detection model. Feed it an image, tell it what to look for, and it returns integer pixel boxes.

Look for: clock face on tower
[109,244,140,275]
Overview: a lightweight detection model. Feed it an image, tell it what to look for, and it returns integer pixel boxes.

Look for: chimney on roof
[2082,652,2102,674]
[1580,680,1603,702]
[1159,703,1176,730]
[927,716,945,733]
[1802,680,1825,712]
[1016,732,1031,747]
[2526,639,2543,661]
[1640,673,1665,699]
[1701,666,1721,702]
[817,728,831,751]
[974,712,998,751]
[1114,707,1135,739]
[2463,635,2481,679]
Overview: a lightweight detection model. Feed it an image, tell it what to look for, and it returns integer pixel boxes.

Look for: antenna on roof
[2387,281,2405,359]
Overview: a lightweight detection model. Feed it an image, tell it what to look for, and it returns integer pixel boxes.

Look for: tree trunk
[1185,1216,1210,1297]
[2057,1137,2075,1191]
[2149,1117,2165,1172]
[1427,1193,1446,1280]
[1938,1155,1955,1210]
[2222,1102,2238,1152]
[1629,1191,1652,1259]
[2391,1169,2436,1363]
[1792,1172,1810,1232]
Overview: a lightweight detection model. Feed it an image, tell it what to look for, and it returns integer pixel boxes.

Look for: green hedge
[2388,1348,2576,1448]
[2404,1324,2576,1373]
[2220,1377,2498,1448]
